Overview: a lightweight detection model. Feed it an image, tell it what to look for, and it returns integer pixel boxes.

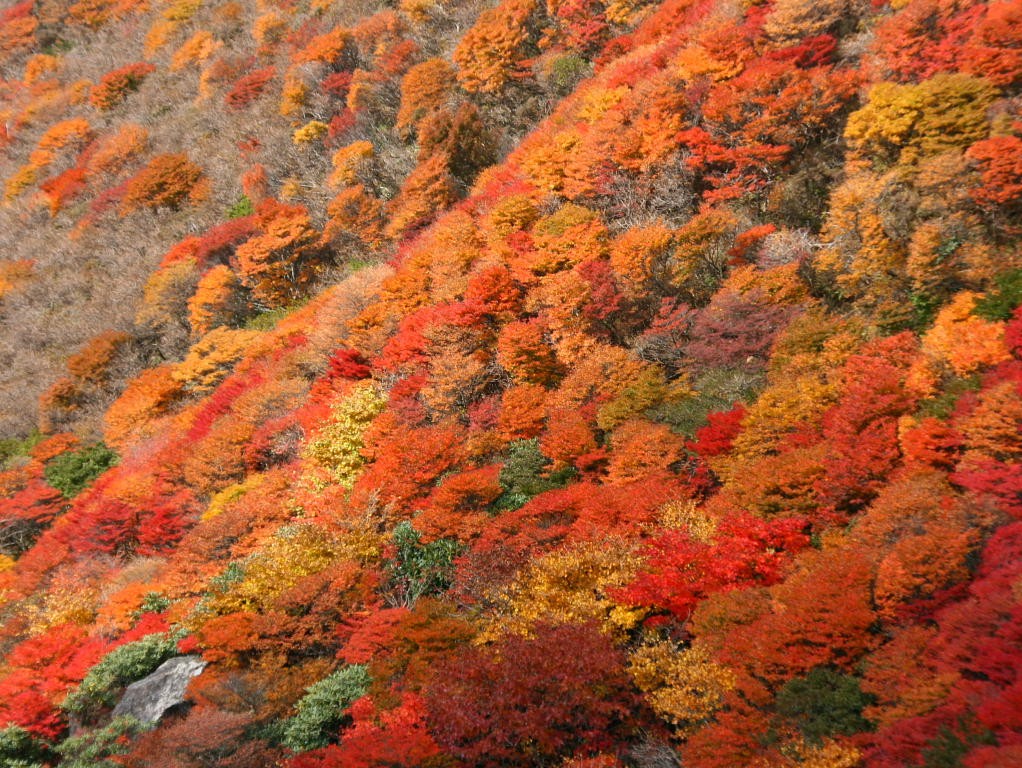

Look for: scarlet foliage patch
[618,512,810,621]
[427,622,650,766]
[225,67,276,110]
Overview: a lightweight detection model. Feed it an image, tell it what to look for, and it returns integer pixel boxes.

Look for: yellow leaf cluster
[530,203,608,274]
[188,264,244,337]
[38,117,92,151]
[605,0,651,26]
[322,185,386,251]
[396,58,457,137]
[203,474,267,521]
[279,75,308,117]
[453,0,538,94]
[575,85,629,124]
[480,540,644,641]
[4,164,38,201]
[202,524,346,615]
[103,364,183,449]
[763,0,856,43]
[551,344,642,409]
[294,26,350,66]
[597,366,687,432]
[293,120,329,145]
[770,738,862,768]
[253,11,287,47]
[519,129,583,195]
[628,641,737,731]
[144,19,177,56]
[728,374,835,469]
[163,0,202,22]
[484,193,540,239]
[137,260,200,331]
[23,580,100,635]
[610,223,675,295]
[303,381,386,488]
[845,75,996,167]
[400,0,443,24]
[674,42,743,82]
[655,499,717,544]
[329,141,375,188]
[24,54,61,86]
[0,260,32,300]
[172,327,262,393]
[171,30,220,71]
[726,313,860,468]
[959,379,1022,462]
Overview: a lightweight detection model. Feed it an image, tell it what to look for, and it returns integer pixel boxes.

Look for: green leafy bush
[280,665,371,751]
[547,53,590,95]
[495,438,574,511]
[130,592,171,622]
[920,723,996,768]
[775,667,873,745]
[974,269,1022,321]
[227,195,254,219]
[53,717,149,768]
[0,431,42,469]
[243,299,308,331]
[383,521,461,607]
[0,726,51,768]
[43,443,118,498]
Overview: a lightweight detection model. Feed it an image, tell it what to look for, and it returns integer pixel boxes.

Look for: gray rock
[111,655,206,724]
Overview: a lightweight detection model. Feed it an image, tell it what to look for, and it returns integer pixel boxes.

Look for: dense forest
[0,0,1021,765]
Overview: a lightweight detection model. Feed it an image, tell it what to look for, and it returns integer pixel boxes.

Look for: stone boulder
[111,655,206,724]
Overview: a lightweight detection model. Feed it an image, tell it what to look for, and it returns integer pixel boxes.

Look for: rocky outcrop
[111,656,206,724]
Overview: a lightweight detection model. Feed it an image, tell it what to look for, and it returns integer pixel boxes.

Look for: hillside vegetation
[1,0,1021,766]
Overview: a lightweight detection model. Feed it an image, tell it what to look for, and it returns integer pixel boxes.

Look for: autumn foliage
[0,0,1021,766]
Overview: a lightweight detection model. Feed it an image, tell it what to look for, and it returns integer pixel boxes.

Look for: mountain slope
[1,0,1022,766]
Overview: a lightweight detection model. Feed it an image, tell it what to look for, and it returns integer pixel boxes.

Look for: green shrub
[921,722,996,768]
[281,665,371,751]
[547,54,589,96]
[0,431,42,469]
[656,367,764,437]
[53,717,149,768]
[917,373,981,420]
[62,633,180,717]
[974,268,1022,321]
[130,592,171,622]
[495,438,574,511]
[383,521,461,607]
[43,443,118,498]
[243,299,307,331]
[0,726,50,768]
[775,667,873,745]
[226,195,254,219]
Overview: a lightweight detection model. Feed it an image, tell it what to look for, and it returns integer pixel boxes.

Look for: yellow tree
[628,640,736,734]
[845,74,996,168]
[453,0,539,93]
[171,327,262,394]
[187,265,247,337]
[302,382,386,489]
[396,58,457,139]
[479,539,643,641]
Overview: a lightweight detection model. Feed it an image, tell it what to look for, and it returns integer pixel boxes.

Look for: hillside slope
[1,0,1022,766]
